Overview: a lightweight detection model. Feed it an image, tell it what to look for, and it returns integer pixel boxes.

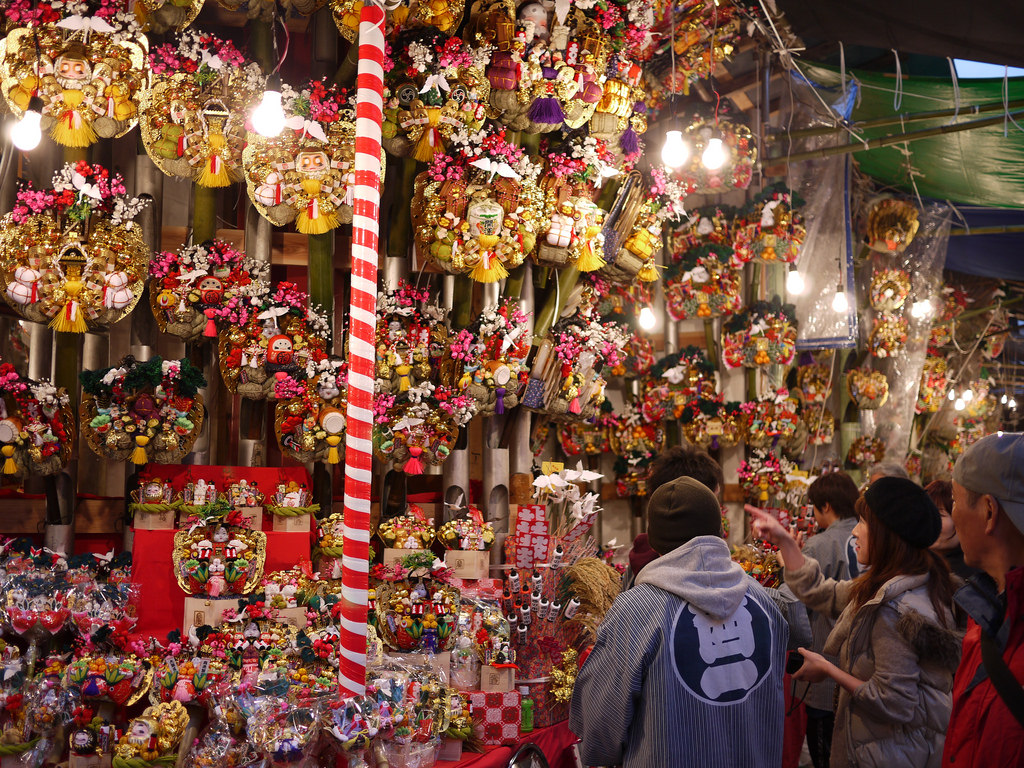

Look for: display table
[437,721,577,768]
[130,528,312,640]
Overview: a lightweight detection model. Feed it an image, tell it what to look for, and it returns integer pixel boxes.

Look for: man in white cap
[943,432,1024,767]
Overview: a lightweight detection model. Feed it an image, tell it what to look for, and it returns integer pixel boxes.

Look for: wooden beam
[160,226,310,265]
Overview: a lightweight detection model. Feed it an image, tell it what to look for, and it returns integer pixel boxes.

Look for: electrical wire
[892,49,903,111]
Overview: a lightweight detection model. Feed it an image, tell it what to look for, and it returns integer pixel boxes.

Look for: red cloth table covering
[130,528,312,641]
[436,721,577,768]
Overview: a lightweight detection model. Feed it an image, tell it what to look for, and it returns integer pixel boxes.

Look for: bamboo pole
[308,232,335,514]
[532,265,579,342]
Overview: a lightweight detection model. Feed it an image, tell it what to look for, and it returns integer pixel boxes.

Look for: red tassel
[404,445,424,475]
[203,309,217,337]
[569,397,581,414]
[177,134,185,157]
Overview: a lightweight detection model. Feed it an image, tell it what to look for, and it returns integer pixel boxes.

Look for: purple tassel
[620,125,640,156]
[798,351,816,366]
[528,97,565,125]
[495,387,505,415]
[711,436,719,451]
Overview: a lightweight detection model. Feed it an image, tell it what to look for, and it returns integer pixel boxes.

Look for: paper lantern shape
[0,362,73,477]
[732,184,804,265]
[218,282,331,401]
[411,128,546,282]
[80,356,206,465]
[0,14,148,147]
[243,81,368,235]
[0,163,149,333]
[274,357,347,465]
[864,197,919,254]
[150,239,269,342]
[141,31,264,188]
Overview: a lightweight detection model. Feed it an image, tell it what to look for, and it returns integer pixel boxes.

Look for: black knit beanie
[646,476,722,555]
[863,476,941,549]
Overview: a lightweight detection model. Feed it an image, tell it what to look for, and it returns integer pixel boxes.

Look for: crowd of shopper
[569,433,1024,768]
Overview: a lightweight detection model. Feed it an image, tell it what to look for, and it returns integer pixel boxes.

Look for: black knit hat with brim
[863,476,941,549]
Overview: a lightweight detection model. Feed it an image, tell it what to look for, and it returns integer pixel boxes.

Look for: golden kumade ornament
[1,13,148,148]
[0,162,149,333]
[0,362,74,478]
[846,368,889,410]
[274,357,347,465]
[140,31,265,188]
[865,197,919,254]
[136,0,205,34]
[173,516,267,597]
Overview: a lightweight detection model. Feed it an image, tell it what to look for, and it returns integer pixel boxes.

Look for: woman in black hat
[750,477,960,768]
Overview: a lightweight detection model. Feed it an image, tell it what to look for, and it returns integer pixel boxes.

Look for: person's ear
[983,494,1001,535]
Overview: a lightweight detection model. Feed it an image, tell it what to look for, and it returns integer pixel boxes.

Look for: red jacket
[942,567,1024,767]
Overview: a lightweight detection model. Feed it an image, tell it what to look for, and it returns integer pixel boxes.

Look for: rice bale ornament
[274,357,348,464]
[382,29,490,162]
[864,197,919,254]
[0,162,149,333]
[0,362,73,477]
[150,239,268,342]
[732,184,804,265]
[80,356,206,465]
[411,128,545,282]
[0,7,148,148]
[141,31,264,188]
[244,81,372,235]
[219,282,331,401]
[136,0,205,34]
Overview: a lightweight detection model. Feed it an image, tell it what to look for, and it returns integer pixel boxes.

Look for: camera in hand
[786,650,805,674]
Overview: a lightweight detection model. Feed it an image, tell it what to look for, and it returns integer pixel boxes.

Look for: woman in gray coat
[751,477,961,768]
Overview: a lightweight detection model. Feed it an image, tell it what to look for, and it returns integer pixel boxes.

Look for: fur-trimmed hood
[895,608,963,670]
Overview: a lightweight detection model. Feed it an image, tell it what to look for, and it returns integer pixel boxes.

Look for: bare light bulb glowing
[638,306,656,331]
[1002,394,1009,405]
[910,299,933,319]
[252,88,286,138]
[962,388,975,402]
[954,397,966,412]
[786,266,805,295]
[948,389,956,401]
[701,137,727,170]
[832,285,848,313]
[10,95,43,151]
[1010,397,1018,409]
[661,130,689,168]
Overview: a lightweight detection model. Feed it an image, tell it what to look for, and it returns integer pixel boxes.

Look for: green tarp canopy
[796,63,1024,208]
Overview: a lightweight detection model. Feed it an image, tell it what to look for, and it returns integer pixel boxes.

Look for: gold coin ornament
[141,31,265,188]
[274,356,347,465]
[664,243,743,320]
[243,80,372,235]
[865,197,920,254]
[0,163,149,334]
[846,368,890,410]
[79,355,207,466]
[172,513,267,597]
[137,0,205,34]
[218,281,331,401]
[0,361,74,478]
[721,298,797,369]
[0,8,148,148]
[411,126,546,282]
[732,184,804,265]
[382,29,490,162]
[149,239,269,342]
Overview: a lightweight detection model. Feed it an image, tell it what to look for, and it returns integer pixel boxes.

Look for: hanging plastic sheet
[789,152,858,350]
[861,203,951,463]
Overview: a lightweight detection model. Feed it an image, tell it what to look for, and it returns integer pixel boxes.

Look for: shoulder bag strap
[980,630,1024,729]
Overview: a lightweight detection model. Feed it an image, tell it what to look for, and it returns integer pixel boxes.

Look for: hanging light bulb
[910,299,933,319]
[948,389,956,401]
[786,265,805,295]
[10,95,43,152]
[832,283,848,313]
[661,130,689,169]
[1011,397,1018,409]
[1002,393,1009,405]
[701,136,727,171]
[954,397,966,412]
[638,306,656,331]
[252,74,286,138]
[962,388,975,402]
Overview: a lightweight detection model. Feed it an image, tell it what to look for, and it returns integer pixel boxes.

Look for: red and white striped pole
[339,0,385,698]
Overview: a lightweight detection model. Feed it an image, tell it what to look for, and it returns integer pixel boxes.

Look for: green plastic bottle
[519,686,534,733]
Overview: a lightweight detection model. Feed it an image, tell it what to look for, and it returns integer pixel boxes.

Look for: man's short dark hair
[807,471,860,519]
[648,445,724,497]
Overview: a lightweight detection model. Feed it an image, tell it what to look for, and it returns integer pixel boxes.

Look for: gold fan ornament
[141,31,265,188]
[0,162,149,333]
[1,9,148,148]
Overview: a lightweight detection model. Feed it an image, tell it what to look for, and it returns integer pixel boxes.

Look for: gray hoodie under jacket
[570,535,789,768]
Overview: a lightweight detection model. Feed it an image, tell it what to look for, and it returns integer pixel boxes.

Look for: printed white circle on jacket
[670,596,774,704]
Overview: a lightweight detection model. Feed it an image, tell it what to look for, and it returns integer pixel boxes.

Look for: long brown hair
[848,496,956,626]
